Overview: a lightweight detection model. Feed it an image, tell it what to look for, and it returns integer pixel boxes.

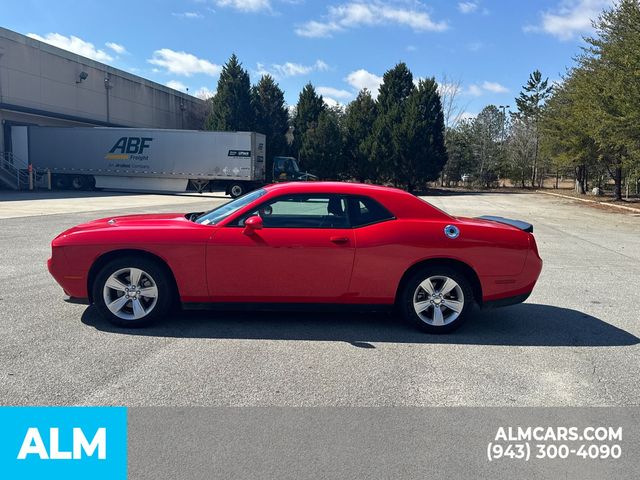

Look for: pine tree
[343,89,377,182]
[514,69,553,186]
[251,75,289,182]
[400,78,448,192]
[377,62,414,112]
[371,63,415,184]
[470,105,504,187]
[300,107,344,180]
[292,83,325,159]
[206,54,253,131]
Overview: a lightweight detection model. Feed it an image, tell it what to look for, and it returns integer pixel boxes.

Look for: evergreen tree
[514,69,553,186]
[540,0,640,198]
[299,107,344,180]
[400,78,448,192]
[251,75,289,182]
[206,54,253,131]
[471,105,504,187]
[343,89,377,182]
[377,62,414,112]
[443,121,475,186]
[371,63,415,183]
[292,83,325,158]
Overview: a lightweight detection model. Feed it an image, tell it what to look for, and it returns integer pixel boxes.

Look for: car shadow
[80,303,639,348]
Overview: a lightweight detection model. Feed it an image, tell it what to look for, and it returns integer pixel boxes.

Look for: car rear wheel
[400,266,474,333]
[92,257,173,327]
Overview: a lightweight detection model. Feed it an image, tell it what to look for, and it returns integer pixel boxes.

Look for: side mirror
[243,215,263,235]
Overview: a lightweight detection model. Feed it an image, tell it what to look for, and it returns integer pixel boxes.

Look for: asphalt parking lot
[0,190,638,406]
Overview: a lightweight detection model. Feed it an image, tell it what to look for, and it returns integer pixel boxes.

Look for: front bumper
[47,251,88,299]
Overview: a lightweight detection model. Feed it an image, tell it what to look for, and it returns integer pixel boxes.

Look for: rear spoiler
[476,215,533,233]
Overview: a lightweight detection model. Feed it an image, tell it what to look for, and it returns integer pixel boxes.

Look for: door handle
[330,236,350,244]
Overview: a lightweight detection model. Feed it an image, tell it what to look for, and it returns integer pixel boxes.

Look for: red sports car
[48,182,542,333]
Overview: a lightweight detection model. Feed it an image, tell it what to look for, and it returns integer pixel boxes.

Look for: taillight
[529,234,540,258]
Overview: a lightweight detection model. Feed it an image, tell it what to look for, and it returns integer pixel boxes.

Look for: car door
[206,194,356,302]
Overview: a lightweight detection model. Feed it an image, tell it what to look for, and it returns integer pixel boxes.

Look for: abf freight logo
[0,407,127,480]
[105,136,153,161]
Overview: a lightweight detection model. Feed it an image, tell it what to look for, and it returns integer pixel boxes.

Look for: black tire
[92,256,174,328]
[400,266,474,333]
[228,182,245,198]
[71,176,86,190]
[54,175,70,189]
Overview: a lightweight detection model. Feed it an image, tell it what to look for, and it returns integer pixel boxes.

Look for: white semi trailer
[25,127,269,197]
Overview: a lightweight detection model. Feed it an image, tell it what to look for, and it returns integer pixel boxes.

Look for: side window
[347,196,395,227]
[238,194,350,228]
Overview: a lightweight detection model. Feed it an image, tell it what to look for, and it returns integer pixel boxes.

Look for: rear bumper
[482,291,531,309]
[63,295,90,305]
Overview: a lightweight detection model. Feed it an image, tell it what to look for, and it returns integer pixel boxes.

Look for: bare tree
[438,74,469,128]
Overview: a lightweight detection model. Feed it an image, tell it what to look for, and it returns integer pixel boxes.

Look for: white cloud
[481,81,509,93]
[166,80,188,91]
[148,49,221,77]
[295,1,448,38]
[317,86,353,100]
[195,86,216,99]
[466,84,483,97]
[27,33,113,62]
[256,59,329,79]
[464,81,509,96]
[525,0,613,40]
[172,12,204,19]
[345,69,383,98]
[458,2,478,14]
[105,42,127,55]
[323,97,341,108]
[215,0,271,12]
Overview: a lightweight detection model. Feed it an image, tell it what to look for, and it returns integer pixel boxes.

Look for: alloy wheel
[412,275,465,326]
[102,267,159,320]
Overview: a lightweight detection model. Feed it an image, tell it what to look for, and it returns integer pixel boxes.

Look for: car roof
[265,181,403,195]
[263,182,452,220]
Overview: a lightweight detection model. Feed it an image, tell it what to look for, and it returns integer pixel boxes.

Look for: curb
[535,190,640,213]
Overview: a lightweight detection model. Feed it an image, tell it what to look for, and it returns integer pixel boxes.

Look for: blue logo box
[0,407,127,480]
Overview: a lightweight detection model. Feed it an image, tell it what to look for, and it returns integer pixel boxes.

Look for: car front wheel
[400,266,474,333]
[92,257,173,327]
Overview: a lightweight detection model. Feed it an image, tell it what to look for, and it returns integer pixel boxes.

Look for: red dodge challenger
[48,182,542,333]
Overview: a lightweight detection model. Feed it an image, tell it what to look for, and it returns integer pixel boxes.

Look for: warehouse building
[0,26,208,185]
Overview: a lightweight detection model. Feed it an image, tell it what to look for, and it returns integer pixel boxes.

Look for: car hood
[54,213,193,239]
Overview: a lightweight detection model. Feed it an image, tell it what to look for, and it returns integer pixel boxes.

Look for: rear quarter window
[347,196,395,227]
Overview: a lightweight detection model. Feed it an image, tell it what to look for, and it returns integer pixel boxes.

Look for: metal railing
[0,151,29,189]
[0,152,51,190]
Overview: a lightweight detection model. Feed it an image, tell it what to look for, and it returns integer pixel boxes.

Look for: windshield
[195,188,267,225]
[288,159,300,172]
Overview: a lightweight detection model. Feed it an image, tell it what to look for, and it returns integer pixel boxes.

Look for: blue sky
[1,0,614,121]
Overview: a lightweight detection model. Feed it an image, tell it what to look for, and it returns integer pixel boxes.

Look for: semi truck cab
[273,156,317,182]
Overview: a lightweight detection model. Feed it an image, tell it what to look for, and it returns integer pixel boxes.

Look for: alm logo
[0,407,127,479]
[105,136,153,160]
[17,427,106,460]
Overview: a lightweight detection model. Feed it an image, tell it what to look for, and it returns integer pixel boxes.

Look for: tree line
[205,0,640,199]
[444,0,640,199]
[205,55,447,191]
